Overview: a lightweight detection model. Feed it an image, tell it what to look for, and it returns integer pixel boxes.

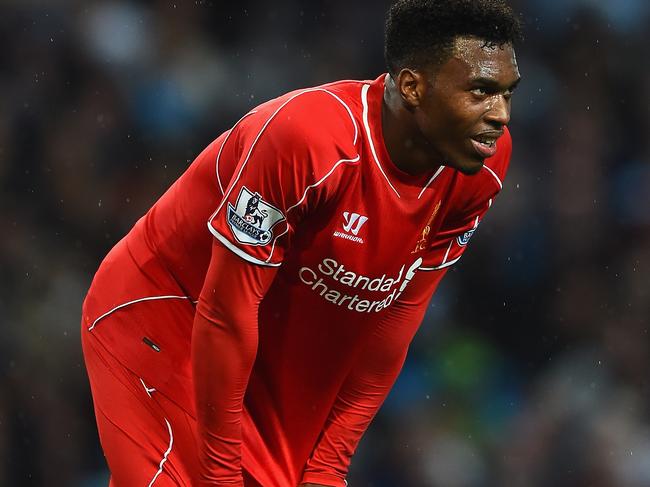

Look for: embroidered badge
[227,187,285,246]
[457,227,477,246]
[412,200,442,253]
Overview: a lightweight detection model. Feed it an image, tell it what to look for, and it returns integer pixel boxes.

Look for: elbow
[193,300,259,359]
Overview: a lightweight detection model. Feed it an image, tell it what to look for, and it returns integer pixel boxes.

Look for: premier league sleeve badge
[227,187,286,246]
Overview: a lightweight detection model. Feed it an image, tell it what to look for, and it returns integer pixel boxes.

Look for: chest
[280,164,455,304]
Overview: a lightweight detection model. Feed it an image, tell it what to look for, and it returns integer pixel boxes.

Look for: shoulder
[220,85,362,198]
[237,85,361,157]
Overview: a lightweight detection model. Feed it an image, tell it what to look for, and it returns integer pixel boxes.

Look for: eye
[471,87,489,97]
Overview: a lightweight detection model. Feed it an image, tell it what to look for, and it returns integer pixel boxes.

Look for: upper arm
[208,89,359,268]
[198,238,279,325]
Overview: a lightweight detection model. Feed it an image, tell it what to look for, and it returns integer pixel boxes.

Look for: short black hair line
[384,0,523,75]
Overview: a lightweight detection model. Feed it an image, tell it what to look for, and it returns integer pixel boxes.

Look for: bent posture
[81,0,522,485]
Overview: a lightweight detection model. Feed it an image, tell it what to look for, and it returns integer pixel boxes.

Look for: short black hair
[384,0,523,75]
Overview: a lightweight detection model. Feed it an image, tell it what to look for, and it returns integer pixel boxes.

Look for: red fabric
[82,75,512,486]
[82,330,200,486]
[191,239,446,485]
[300,268,447,484]
[191,241,277,485]
[207,88,359,267]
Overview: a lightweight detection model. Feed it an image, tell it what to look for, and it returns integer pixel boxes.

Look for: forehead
[440,36,519,84]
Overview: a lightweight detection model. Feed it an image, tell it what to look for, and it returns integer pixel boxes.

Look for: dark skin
[296,39,519,487]
[382,36,521,176]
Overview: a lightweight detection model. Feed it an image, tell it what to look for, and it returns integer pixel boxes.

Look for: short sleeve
[208,89,359,267]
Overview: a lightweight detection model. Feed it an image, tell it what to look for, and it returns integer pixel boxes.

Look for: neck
[381,76,443,176]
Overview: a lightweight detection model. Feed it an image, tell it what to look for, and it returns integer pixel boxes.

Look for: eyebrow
[471,77,522,90]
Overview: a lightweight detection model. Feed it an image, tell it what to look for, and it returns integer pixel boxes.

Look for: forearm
[301,325,409,485]
[191,241,277,485]
[302,269,448,484]
[192,306,258,484]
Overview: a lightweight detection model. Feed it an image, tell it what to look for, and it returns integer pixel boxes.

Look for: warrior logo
[227,187,285,246]
[342,212,368,236]
[333,211,368,244]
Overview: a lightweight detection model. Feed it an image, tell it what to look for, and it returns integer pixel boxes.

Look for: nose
[485,95,510,126]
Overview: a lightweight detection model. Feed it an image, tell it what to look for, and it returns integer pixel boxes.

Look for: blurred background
[1,0,649,485]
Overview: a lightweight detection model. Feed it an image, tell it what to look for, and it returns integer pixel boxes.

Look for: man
[81,0,522,485]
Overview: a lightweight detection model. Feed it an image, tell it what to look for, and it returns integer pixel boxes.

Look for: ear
[395,68,427,108]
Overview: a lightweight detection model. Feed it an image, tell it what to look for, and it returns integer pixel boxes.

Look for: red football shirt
[82,74,511,486]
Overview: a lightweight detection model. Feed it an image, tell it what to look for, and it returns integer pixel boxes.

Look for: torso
[82,74,510,486]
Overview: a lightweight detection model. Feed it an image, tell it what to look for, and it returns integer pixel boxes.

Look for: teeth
[475,138,495,146]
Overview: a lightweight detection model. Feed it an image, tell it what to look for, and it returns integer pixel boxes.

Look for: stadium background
[1,0,649,485]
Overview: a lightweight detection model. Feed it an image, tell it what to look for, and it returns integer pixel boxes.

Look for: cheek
[424,99,461,134]
[419,96,481,143]
[449,99,483,129]
[433,94,476,128]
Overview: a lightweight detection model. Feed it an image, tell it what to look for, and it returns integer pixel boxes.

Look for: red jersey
[82,74,511,486]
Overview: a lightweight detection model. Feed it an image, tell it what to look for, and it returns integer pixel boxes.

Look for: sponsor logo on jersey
[342,212,368,235]
[298,257,422,313]
[457,227,477,246]
[227,187,285,246]
[333,211,368,244]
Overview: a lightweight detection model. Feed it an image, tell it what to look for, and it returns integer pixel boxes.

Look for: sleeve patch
[456,224,479,246]
[226,186,286,246]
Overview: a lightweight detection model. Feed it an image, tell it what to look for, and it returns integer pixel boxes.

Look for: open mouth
[470,133,500,158]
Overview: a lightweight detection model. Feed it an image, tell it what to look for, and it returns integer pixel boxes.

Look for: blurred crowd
[1,0,649,485]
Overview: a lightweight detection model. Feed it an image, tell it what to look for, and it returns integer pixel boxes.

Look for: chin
[448,158,484,175]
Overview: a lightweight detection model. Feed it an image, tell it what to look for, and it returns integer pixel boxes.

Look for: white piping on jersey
[140,378,157,398]
[139,375,173,486]
[147,418,173,487]
[325,89,359,145]
[215,111,257,195]
[208,226,282,267]
[417,166,446,199]
[419,255,463,271]
[441,240,453,266]
[482,164,503,189]
[265,154,361,263]
[208,87,360,226]
[285,155,360,214]
[87,295,196,331]
[420,214,481,271]
[361,83,401,198]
